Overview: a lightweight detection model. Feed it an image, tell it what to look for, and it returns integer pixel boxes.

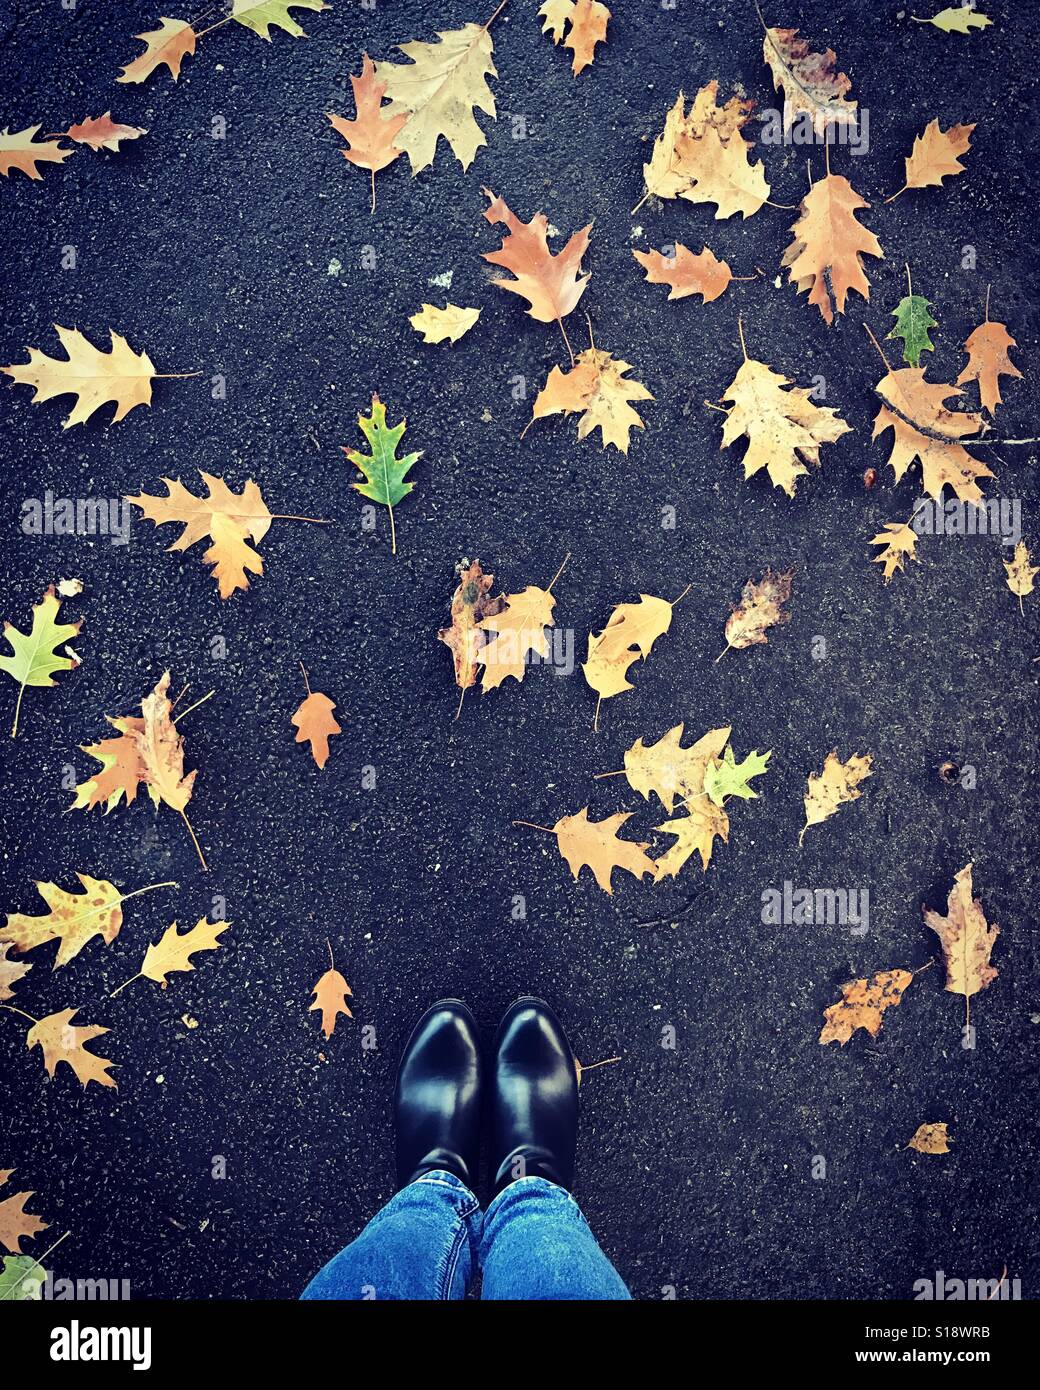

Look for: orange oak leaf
[482,188,591,346]
[26,1007,116,1089]
[923,864,1000,1015]
[956,318,1022,414]
[70,715,146,812]
[530,345,652,453]
[549,808,655,894]
[309,945,353,1038]
[292,664,341,769]
[888,119,974,200]
[632,245,735,303]
[63,114,147,151]
[782,174,884,324]
[871,368,992,503]
[540,0,611,75]
[870,520,919,583]
[819,968,913,1045]
[438,559,504,691]
[117,17,197,85]
[327,54,408,212]
[0,1173,49,1254]
[0,125,74,180]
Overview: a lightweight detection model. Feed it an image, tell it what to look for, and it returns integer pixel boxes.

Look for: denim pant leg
[479,1176,631,1300]
[301,1170,482,1300]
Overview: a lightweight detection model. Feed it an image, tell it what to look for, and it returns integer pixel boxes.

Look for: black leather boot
[490,997,578,1196]
[394,1000,483,1190]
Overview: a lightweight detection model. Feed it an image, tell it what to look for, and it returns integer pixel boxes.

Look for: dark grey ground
[0,0,1037,1301]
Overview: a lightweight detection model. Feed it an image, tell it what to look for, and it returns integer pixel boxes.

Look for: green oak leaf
[887,293,938,367]
[914,7,992,34]
[231,0,326,40]
[344,394,423,554]
[0,1255,46,1301]
[704,746,771,806]
[0,586,81,738]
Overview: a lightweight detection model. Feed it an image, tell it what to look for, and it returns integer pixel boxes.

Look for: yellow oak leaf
[539,0,610,74]
[956,318,1022,414]
[0,944,32,1001]
[117,17,197,84]
[132,671,207,868]
[719,355,850,496]
[409,303,481,344]
[0,1173,48,1254]
[908,1122,952,1154]
[4,875,125,968]
[1004,541,1038,614]
[551,808,655,894]
[782,174,884,324]
[309,967,353,1038]
[638,83,770,219]
[476,584,557,691]
[231,0,326,42]
[819,969,913,1045]
[0,125,74,180]
[871,368,992,503]
[653,797,729,877]
[531,346,653,453]
[800,750,873,846]
[870,520,919,583]
[583,593,677,726]
[923,863,1000,1010]
[889,119,974,199]
[139,918,230,987]
[2,326,158,428]
[615,723,731,812]
[25,1008,116,1089]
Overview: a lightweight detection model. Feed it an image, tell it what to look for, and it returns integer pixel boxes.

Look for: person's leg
[480,1176,630,1300]
[301,999,485,1300]
[482,996,631,1300]
[301,1169,481,1300]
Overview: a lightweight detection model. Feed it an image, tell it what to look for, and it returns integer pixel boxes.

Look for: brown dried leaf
[819,968,912,1045]
[722,569,793,657]
[923,863,1000,1002]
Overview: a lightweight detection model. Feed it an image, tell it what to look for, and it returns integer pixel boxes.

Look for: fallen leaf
[762,25,857,136]
[872,368,992,503]
[231,0,326,40]
[63,114,147,151]
[117,17,197,85]
[375,14,499,173]
[552,808,655,894]
[2,326,160,428]
[653,797,730,877]
[326,54,407,211]
[719,349,850,496]
[71,716,146,811]
[343,394,422,555]
[309,968,353,1038]
[923,863,1000,1011]
[0,1253,47,1301]
[292,664,341,769]
[0,586,81,738]
[703,746,771,806]
[870,520,919,583]
[531,346,652,452]
[889,119,973,200]
[476,572,560,691]
[26,1008,116,1089]
[956,318,1022,414]
[2,874,173,969]
[1004,541,1038,614]
[409,303,481,344]
[800,750,873,847]
[783,174,884,324]
[0,125,73,180]
[438,559,504,690]
[908,1121,952,1154]
[721,569,793,658]
[638,83,770,219]
[138,918,230,987]
[819,968,913,1045]
[632,244,735,303]
[913,7,992,35]
[482,188,591,334]
[539,0,610,74]
[583,593,679,726]
[0,1174,48,1255]
[613,723,731,812]
[888,291,938,367]
[135,672,206,867]
[0,944,31,1001]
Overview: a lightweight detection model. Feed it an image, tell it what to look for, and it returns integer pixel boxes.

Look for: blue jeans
[301,1170,631,1300]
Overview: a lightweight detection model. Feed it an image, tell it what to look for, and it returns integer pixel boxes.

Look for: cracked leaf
[762,25,856,136]
[722,569,793,657]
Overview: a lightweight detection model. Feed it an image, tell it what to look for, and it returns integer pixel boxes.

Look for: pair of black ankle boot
[395,996,579,1198]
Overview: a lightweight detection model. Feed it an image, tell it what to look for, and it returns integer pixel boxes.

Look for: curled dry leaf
[309,968,353,1038]
[800,750,873,847]
[117,18,197,85]
[552,808,655,894]
[782,175,884,324]
[721,569,793,658]
[872,369,992,504]
[438,560,504,690]
[819,968,913,1045]
[889,119,974,200]
[409,303,481,344]
[632,245,734,303]
[908,1121,952,1154]
[26,1008,116,1089]
[0,586,81,738]
[870,520,919,583]
[375,16,499,174]
[63,114,147,151]
[0,1173,48,1254]
[761,25,857,137]
[327,54,408,211]
[531,347,653,453]
[0,126,74,180]
[2,326,159,429]
[1004,541,1038,614]
[923,863,1000,1012]
[956,318,1022,415]
[638,82,770,220]
[539,0,611,75]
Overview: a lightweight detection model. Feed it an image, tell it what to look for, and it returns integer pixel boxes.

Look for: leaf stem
[546,552,571,593]
[511,820,557,835]
[172,690,214,724]
[180,811,208,870]
[0,1003,39,1024]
